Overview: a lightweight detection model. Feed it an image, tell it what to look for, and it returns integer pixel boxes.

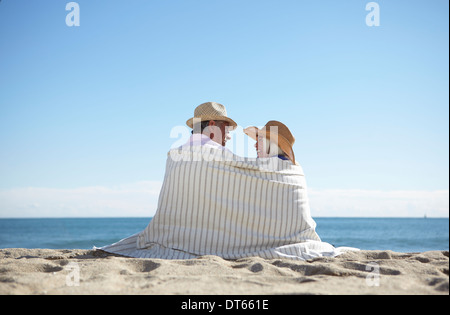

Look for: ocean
[0,217,448,253]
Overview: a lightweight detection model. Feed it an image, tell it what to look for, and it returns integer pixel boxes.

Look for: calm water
[0,217,448,253]
[314,217,449,252]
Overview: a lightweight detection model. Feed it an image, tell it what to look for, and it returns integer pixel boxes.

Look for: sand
[0,248,448,295]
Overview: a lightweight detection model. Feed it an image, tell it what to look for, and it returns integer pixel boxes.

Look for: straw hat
[244,120,296,164]
[186,102,237,130]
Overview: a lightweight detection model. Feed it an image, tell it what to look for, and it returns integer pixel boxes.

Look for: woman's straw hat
[244,120,296,164]
[186,102,237,130]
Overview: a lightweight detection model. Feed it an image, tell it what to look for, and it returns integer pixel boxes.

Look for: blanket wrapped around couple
[98,146,348,260]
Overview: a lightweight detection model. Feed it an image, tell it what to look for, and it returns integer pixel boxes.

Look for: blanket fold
[98,146,346,260]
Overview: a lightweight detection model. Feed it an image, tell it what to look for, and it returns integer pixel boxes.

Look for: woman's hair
[261,138,284,157]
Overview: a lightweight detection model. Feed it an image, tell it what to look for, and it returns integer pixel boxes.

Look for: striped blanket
[98,146,345,260]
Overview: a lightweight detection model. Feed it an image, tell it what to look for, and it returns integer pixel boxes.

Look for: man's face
[205,120,231,147]
[215,121,231,147]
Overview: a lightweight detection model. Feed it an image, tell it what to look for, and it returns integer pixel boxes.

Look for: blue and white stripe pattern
[98,146,344,260]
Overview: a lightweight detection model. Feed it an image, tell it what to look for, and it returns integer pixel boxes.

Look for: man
[182,102,237,150]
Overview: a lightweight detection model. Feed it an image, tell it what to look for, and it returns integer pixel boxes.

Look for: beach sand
[0,248,448,295]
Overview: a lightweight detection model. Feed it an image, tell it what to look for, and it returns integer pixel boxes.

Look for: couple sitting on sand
[98,102,354,260]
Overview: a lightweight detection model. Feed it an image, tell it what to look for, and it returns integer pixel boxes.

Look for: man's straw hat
[186,102,237,130]
[244,120,296,164]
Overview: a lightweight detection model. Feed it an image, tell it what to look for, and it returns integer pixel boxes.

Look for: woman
[244,120,296,164]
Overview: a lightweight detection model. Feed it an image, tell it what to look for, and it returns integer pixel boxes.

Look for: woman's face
[255,133,269,158]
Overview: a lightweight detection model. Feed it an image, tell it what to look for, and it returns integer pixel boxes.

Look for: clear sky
[0,0,448,217]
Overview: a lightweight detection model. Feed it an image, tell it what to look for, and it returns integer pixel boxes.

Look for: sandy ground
[0,248,448,295]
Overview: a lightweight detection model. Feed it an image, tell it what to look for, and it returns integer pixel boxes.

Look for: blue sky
[0,0,448,217]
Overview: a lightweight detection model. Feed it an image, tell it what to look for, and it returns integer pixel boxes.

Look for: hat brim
[186,116,237,130]
[244,126,296,164]
[243,126,258,141]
